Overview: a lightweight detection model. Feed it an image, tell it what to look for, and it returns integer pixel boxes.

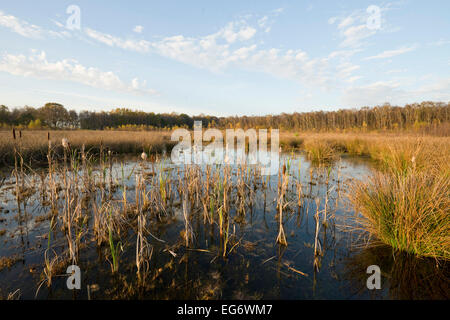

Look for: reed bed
[0,130,175,167]
[2,134,336,298]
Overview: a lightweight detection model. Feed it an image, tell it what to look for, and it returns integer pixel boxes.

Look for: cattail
[141,152,148,161]
[62,138,69,148]
[12,128,16,140]
[47,132,50,141]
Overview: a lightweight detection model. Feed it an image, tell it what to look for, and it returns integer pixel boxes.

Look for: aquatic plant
[304,140,337,166]
[348,169,450,260]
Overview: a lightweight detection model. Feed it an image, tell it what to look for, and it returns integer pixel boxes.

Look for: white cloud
[342,78,450,107]
[330,4,399,49]
[85,28,151,53]
[0,51,158,96]
[0,7,366,96]
[338,17,354,29]
[257,16,268,28]
[83,18,260,71]
[133,25,144,34]
[346,76,363,83]
[0,9,361,94]
[83,15,364,91]
[340,24,376,48]
[337,62,360,74]
[330,7,385,48]
[0,11,72,39]
[0,10,43,38]
[385,68,407,74]
[219,21,257,43]
[363,45,417,60]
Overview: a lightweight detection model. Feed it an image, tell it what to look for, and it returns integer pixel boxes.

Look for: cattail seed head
[12,128,16,140]
[141,152,148,161]
[62,138,69,148]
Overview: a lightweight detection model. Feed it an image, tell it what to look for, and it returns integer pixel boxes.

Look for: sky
[0,0,449,116]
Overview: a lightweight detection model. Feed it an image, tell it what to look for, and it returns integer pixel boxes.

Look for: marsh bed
[0,152,448,300]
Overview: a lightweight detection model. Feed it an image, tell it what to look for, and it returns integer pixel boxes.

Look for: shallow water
[0,153,448,300]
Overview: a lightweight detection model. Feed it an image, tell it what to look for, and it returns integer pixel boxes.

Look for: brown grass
[280,132,449,171]
[0,130,175,167]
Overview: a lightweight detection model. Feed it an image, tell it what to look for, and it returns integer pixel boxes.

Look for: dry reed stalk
[296,179,302,208]
[313,197,322,271]
[276,165,288,246]
[108,150,113,199]
[182,191,193,247]
[136,174,151,282]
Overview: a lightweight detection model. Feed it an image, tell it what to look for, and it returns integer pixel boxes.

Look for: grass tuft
[348,168,450,260]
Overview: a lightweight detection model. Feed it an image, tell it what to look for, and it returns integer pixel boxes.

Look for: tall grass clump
[348,167,449,260]
[304,140,337,166]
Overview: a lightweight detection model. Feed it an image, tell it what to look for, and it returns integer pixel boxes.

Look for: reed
[182,191,193,247]
[136,209,152,282]
[276,165,288,246]
[108,208,122,273]
[0,130,175,167]
[313,197,322,271]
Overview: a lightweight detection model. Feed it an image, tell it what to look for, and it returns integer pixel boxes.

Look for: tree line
[0,101,449,132]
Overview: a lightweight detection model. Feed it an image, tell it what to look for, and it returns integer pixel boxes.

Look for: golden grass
[348,170,450,259]
[280,132,449,171]
[277,131,449,259]
[303,139,338,165]
[0,130,175,166]
[344,137,449,260]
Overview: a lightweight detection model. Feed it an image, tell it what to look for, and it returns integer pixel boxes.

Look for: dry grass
[280,132,449,171]
[0,130,175,167]
[276,131,450,260]
[304,140,338,165]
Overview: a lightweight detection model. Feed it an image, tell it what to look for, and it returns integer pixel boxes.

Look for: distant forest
[0,101,449,132]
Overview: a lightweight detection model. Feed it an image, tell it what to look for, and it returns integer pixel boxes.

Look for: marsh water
[0,152,448,300]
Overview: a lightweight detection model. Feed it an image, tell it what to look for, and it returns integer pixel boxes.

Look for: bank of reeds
[0,130,175,167]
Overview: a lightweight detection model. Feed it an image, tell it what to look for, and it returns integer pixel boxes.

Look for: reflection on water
[0,152,447,300]
[343,245,449,299]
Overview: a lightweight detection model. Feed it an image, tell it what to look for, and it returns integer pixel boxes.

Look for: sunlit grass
[348,168,449,260]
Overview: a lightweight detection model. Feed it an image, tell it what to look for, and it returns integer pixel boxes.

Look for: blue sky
[0,0,449,116]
